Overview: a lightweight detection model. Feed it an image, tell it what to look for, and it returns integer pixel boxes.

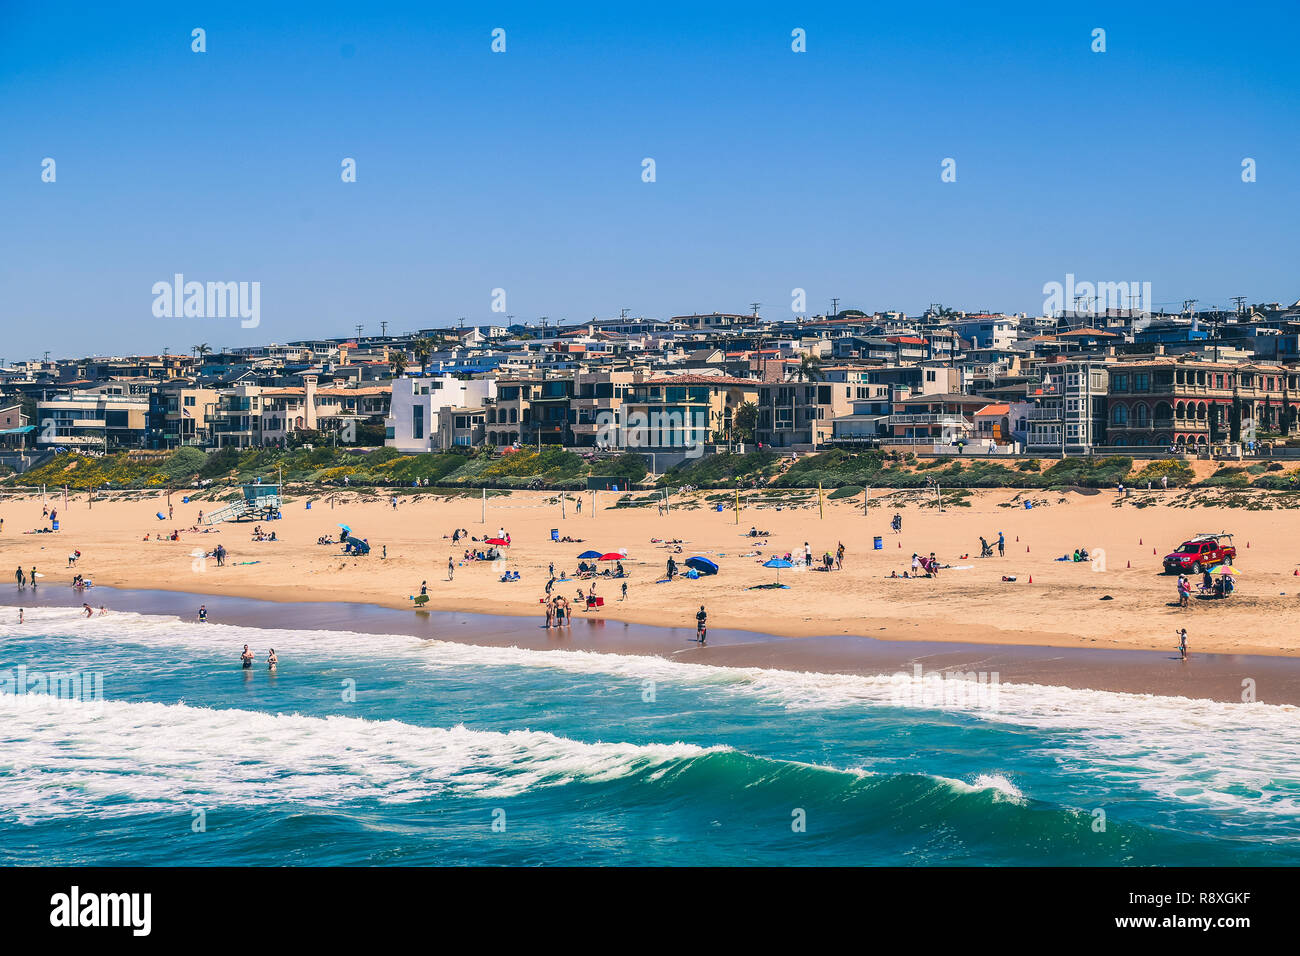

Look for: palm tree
[389,353,408,377]
[193,343,212,364]
[410,336,434,374]
[794,354,823,383]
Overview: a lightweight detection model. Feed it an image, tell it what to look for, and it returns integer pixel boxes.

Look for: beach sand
[1,484,1295,662]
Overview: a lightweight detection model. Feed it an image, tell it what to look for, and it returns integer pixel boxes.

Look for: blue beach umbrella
[762,557,793,585]
[684,556,718,575]
[578,550,602,559]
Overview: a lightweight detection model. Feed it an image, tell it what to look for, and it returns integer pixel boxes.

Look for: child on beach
[1176,628,1188,660]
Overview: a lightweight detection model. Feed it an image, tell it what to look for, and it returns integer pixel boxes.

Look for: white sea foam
[3,608,1299,820]
[0,692,723,821]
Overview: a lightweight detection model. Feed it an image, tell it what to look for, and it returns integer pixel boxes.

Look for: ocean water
[1,608,1298,866]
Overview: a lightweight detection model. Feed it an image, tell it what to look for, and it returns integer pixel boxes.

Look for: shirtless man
[241,645,254,669]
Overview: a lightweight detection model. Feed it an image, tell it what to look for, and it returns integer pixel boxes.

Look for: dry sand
[1,485,1296,658]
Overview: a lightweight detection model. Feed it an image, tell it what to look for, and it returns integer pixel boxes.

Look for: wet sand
[8,584,1299,706]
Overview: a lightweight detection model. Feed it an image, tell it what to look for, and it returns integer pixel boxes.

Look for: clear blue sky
[2,0,1297,359]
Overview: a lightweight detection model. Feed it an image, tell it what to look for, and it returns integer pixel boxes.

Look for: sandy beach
[1,484,1297,661]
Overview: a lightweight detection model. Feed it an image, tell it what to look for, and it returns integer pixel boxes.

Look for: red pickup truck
[1162,533,1236,574]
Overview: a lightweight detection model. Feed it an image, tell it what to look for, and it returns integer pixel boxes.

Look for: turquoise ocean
[2,607,1297,866]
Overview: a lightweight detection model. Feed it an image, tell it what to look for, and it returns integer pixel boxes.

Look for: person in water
[695,605,708,644]
[241,644,254,669]
[1177,628,1188,661]
[267,649,278,671]
[82,603,93,617]
[198,604,208,622]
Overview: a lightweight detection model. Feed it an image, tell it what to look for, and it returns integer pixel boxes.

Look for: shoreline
[8,584,1300,706]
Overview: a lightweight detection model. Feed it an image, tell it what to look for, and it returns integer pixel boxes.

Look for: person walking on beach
[804,542,812,568]
[997,532,1005,557]
[448,557,455,581]
[835,542,845,570]
[621,581,628,601]
[1177,576,1191,608]
[29,567,37,589]
[15,566,24,589]
[1162,475,1169,491]
[240,644,253,669]
[1176,628,1188,661]
[695,605,708,644]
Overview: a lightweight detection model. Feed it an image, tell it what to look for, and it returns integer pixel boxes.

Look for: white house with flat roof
[385,375,497,452]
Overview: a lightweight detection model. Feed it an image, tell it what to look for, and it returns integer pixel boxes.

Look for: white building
[385,375,497,452]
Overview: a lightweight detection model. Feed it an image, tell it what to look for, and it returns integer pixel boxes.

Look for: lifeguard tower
[201,483,283,525]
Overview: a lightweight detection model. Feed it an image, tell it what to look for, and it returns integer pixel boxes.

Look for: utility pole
[354,324,363,341]
[1232,296,1246,315]
[380,321,388,337]
[749,302,761,318]
[620,308,630,320]
[830,297,840,319]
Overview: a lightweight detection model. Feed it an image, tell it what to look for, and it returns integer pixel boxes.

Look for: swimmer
[267,649,278,671]
[82,603,93,618]
[198,604,208,623]
[241,644,254,669]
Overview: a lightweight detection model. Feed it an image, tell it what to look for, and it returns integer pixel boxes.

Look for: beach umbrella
[684,556,718,575]
[598,552,627,562]
[1208,564,1240,575]
[763,556,793,585]
[578,550,602,559]
[337,524,351,532]
[485,537,509,546]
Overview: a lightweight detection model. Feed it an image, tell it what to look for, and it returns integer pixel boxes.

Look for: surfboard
[412,594,429,606]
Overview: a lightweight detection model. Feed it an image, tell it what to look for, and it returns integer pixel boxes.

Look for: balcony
[886,414,973,427]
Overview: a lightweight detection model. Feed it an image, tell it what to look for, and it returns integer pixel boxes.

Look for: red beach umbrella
[485,537,509,546]
[598,552,625,561]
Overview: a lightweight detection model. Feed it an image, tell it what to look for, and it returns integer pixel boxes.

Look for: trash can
[1024,500,1033,509]
[873,536,882,550]
[306,501,312,510]
[716,504,724,512]
[52,520,59,531]
[551,528,559,541]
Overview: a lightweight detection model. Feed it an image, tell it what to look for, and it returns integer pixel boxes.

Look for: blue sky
[1,0,1297,359]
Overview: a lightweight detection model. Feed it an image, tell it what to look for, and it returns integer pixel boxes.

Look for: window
[412,405,424,440]
[1113,374,1128,392]
[1134,373,1149,392]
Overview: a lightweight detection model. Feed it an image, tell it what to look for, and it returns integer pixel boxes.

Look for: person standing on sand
[15,566,24,588]
[1176,628,1188,660]
[1162,475,1168,491]
[804,542,812,568]
[695,605,708,644]
[621,581,628,601]
[1177,576,1190,608]
[448,557,455,581]
[997,532,1005,557]
[836,542,845,570]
